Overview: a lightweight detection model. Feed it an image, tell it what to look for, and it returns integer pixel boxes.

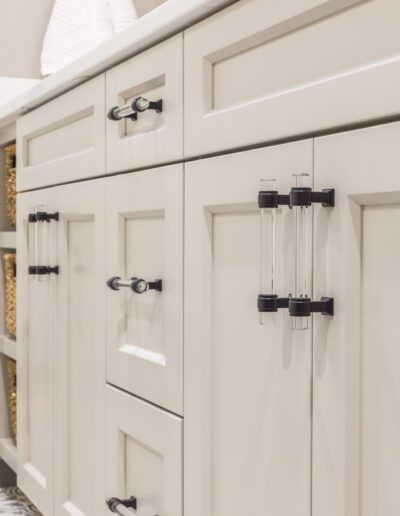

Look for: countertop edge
[0,0,237,130]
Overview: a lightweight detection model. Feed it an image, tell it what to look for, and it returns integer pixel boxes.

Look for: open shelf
[0,232,16,249]
[0,438,17,473]
[0,335,16,361]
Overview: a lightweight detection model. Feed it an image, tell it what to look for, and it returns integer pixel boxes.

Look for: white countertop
[0,0,236,130]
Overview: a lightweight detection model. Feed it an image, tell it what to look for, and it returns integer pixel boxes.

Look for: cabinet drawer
[106,165,183,415]
[106,34,183,173]
[106,385,183,516]
[17,75,106,191]
[184,0,400,156]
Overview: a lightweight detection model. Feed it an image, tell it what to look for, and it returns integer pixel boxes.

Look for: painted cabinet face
[106,34,183,173]
[17,75,106,191]
[53,181,106,516]
[313,121,400,516]
[106,386,183,516]
[17,189,56,515]
[184,141,314,516]
[17,180,106,516]
[106,165,183,415]
[184,0,400,157]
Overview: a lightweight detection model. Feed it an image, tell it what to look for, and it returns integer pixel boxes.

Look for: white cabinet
[17,180,106,516]
[106,35,183,173]
[312,121,400,516]
[184,0,400,156]
[17,76,106,191]
[106,385,183,516]
[184,141,314,516]
[53,181,106,516]
[106,165,183,415]
[17,188,56,515]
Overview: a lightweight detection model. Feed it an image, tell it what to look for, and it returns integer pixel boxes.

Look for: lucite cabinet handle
[107,96,163,121]
[106,496,158,516]
[107,276,162,294]
[28,207,60,280]
[257,175,335,327]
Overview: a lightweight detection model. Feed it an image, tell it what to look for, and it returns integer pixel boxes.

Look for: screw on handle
[107,97,163,121]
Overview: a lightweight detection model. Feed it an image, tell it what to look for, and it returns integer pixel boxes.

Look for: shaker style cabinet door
[106,165,183,415]
[185,141,315,516]
[106,34,183,173]
[53,180,106,516]
[184,0,400,157]
[17,189,57,515]
[313,122,400,516]
[105,386,183,516]
[17,75,106,191]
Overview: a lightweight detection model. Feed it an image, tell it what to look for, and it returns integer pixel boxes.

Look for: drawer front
[106,165,183,415]
[17,75,106,191]
[106,34,183,173]
[106,385,183,516]
[184,0,400,156]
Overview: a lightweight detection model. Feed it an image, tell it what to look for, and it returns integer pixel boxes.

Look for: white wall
[0,0,54,79]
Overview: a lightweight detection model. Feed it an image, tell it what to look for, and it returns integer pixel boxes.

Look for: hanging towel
[41,0,138,76]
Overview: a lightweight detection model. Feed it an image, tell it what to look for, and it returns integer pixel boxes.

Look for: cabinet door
[106,165,183,415]
[17,189,56,515]
[185,142,313,516]
[53,180,106,516]
[184,0,400,157]
[313,122,400,516]
[106,386,183,516]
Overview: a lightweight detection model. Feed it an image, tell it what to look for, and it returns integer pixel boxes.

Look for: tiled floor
[0,487,41,515]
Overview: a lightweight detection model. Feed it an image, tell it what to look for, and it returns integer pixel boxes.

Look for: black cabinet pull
[29,266,59,275]
[28,211,59,223]
[106,496,159,516]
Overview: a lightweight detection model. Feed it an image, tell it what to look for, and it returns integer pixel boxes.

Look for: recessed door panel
[185,141,313,516]
[106,34,183,173]
[106,165,183,415]
[184,0,400,156]
[17,189,56,515]
[53,180,106,516]
[313,121,400,516]
[105,386,183,516]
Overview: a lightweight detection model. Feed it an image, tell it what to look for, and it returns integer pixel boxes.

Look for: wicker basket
[6,358,17,440]
[3,253,16,337]
[4,144,16,228]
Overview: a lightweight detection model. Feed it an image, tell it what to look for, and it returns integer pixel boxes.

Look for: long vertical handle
[259,179,277,325]
[292,174,312,330]
[28,207,60,279]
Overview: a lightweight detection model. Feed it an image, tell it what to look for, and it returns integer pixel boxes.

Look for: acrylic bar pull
[292,174,312,331]
[108,97,163,121]
[107,276,162,294]
[259,179,277,324]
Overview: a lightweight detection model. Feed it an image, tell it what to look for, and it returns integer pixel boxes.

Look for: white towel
[41,0,138,76]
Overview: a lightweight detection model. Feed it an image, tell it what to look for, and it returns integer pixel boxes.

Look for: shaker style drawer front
[106,165,183,415]
[106,386,183,516]
[184,0,400,156]
[17,75,106,191]
[106,34,183,173]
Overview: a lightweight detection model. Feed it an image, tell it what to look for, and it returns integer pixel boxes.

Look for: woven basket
[4,144,16,228]
[3,253,16,337]
[6,358,17,440]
